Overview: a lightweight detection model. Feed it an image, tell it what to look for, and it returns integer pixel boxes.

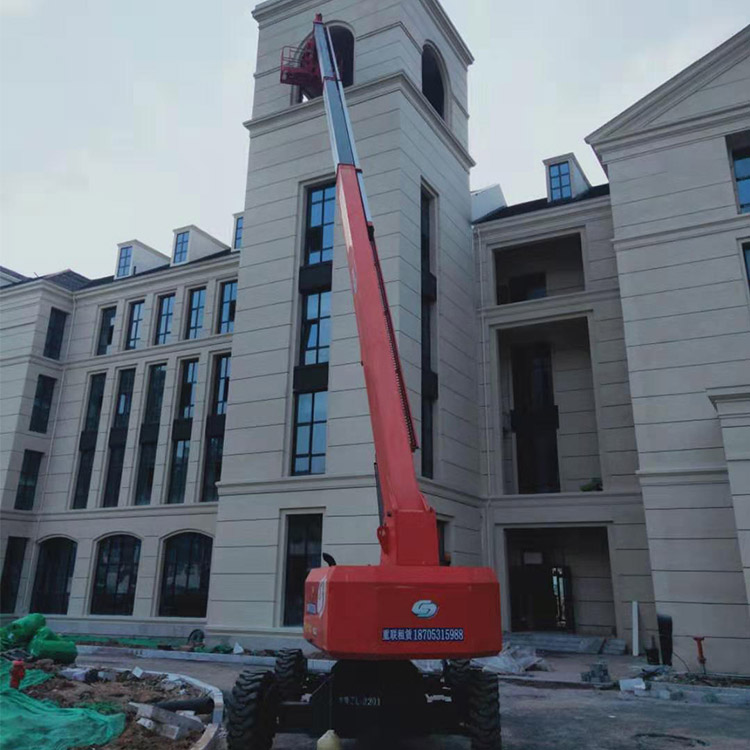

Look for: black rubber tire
[275,648,307,701]
[467,668,502,750]
[226,669,278,750]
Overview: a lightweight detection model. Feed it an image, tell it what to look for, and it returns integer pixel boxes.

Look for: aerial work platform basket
[280,38,322,98]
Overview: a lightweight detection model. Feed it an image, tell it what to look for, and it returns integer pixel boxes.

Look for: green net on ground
[0,659,52,690]
[0,688,125,750]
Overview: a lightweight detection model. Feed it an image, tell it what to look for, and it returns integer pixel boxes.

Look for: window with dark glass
[422,45,445,119]
[167,439,190,504]
[90,535,141,615]
[305,185,336,265]
[136,366,166,506]
[185,288,205,339]
[217,281,237,334]
[292,391,327,476]
[96,307,117,355]
[72,373,106,509]
[14,450,43,510]
[102,368,135,508]
[201,354,230,502]
[734,147,750,213]
[509,273,547,303]
[29,375,56,433]
[174,231,189,263]
[30,537,77,614]
[159,533,213,617]
[420,189,437,478]
[301,291,331,365]
[744,243,750,286]
[117,246,133,277]
[134,444,158,506]
[177,359,199,420]
[0,537,28,613]
[233,216,244,249]
[43,308,67,360]
[549,162,572,201]
[437,520,450,566]
[154,294,175,345]
[283,514,322,626]
[125,300,144,350]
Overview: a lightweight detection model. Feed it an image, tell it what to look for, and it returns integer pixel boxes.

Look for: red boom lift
[226,15,503,748]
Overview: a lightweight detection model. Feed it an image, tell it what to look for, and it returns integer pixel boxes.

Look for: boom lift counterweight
[226,14,503,748]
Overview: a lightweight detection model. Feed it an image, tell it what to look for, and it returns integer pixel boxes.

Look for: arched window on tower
[422,45,446,119]
[295,25,354,103]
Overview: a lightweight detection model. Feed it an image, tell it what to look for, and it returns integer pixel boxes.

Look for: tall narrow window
[301,291,331,365]
[102,368,135,508]
[134,364,166,505]
[96,307,117,355]
[422,45,445,119]
[167,440,190,504]
[90,535,141,615]
[168,359,198,504]
[30,537,77,614]
[116,246,133,277]
[305,185,336,265]
[233,216,244,249]
[283,514,322,626]
[125,300,144,350]
[217,281,237,334]
[15,450,43,510]
[73,373,107,509]
[420,189,438,478]
[177,359,199,420]
[0,537,28,613]
[159,533,213,617]
[154,294,175,345]
[292,391,327,476]
[29,375,56,433]
[202,354,230,502]
[549,162,572,201]
[185,288,205,339]
[733,147,750,213]
[43,308,67,360]
[174,231,190,263]
[743,242,750,286]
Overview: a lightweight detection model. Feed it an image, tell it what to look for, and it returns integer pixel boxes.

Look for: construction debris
[581,660,612,685]
[619,677,647,692]
[131,701,204,741]
[474,645,552,675]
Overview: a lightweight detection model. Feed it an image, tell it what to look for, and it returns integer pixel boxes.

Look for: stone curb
[641,680,750,706]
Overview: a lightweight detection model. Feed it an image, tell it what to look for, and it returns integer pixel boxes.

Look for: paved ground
[77,654,750,749]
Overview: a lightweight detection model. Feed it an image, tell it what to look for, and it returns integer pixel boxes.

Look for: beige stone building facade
[1,1,749,673]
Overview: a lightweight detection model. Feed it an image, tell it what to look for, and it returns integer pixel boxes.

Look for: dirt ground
[25,671,205,749]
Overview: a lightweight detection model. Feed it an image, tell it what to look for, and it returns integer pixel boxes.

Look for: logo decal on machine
[411,599,438,619]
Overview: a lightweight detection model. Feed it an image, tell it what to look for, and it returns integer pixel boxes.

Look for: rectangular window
[283,514,322,626]
[300,291,331,365]
[43,308,67,359]
[549,161,572,201]
[509,272,547,303]
[178,359,199,419]
[134,363,166,506]
[167,439,191,504]
[421,189,437,479]
[96,307,117,355]
[0,537,28,613]
[732,146,750,213]
[102,368,135,507]
[233,216,243,249]
[211,354,231,416]
[174,231,189,263]
[201,436,224,503]
[744,243,750,286]
[185,288,205,339]
[15,450,43,510]
[117,246,133,277]
[292,391,328,476]
[154,294,175,345]
[125,300,144,350]
[305,184,336,265]
[217,281,237,334]
[29,374,56,433]
[73,373,106,509]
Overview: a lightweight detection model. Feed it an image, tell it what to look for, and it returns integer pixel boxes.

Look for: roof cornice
[418,0,473,66]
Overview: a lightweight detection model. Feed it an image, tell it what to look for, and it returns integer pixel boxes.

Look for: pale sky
[1,0,749,279]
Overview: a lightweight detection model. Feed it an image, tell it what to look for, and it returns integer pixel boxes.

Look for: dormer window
[116,246,132,278]
[549,162,572,201]
[233,216,244,249]
[174,232,190,263]
[422,45,446,119]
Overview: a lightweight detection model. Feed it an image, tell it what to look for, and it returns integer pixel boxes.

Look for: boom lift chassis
[226,15,503,748]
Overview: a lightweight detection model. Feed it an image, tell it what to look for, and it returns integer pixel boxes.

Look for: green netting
[71,635,181,648]
[0,688,125,750]
[0,659,52,690]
